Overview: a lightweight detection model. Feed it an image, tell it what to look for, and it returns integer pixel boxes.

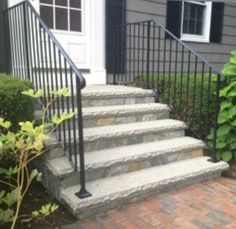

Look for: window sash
[181,1,212,43]
[40,0,82,32]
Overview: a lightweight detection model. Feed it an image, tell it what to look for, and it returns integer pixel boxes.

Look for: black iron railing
[113,20,222,161]
[3,1,91,198]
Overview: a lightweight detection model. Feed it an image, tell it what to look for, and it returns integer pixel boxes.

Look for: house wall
[125,0,236,71]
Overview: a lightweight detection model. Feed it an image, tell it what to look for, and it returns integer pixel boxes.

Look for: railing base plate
[208,157,218,163]
[75,189,92,199]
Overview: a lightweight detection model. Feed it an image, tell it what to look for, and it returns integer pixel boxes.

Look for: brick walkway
[78,178,236,229]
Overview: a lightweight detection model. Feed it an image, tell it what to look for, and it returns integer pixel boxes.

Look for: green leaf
[52,88,70,97]
[0,208,14,223]
[228,107,236,119]
[218,110,229,124]
[0,118,11,129]
[216,141,227,149]
[222,151,233,162]
[230,141,236,150]
[231,50,236,56]
[230,57,236,65]
[217,125,231,136]
[22,89,43,98]
[231,119,236,126]
[3,188,20,207]
[228,90,236,97]
[220,101,232,111]
[51,112,74,125]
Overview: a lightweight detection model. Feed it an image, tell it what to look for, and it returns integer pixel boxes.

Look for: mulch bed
[1,182,77,229]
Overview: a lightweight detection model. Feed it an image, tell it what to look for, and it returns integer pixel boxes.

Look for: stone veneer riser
[82,96,155,107]
[75,129,185,153]
[62,111,169,128]
[55,148,203,188]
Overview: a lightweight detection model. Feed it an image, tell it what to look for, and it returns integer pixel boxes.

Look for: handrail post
[146,21,151,85]
[75,77,91,199]
[23,1,30,80]
[212,73,221,163]
[113,26,117,84]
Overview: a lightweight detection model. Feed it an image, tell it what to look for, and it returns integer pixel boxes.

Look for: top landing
[82,85,154,98]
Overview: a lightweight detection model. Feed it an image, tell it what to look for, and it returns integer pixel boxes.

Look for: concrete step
[68,119,187,152]
[35,103,169,128]
[82,103,170,127]
[60,157,229,219]
[82,85,155,107]
[45,137,205,188]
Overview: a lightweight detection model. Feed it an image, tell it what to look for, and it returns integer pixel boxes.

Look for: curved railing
[3,1,90,198]
[113,20,222,161]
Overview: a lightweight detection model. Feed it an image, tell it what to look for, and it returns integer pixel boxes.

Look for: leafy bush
[136,72,216,139]
[207,50,236,162]
[0,88,74,228]
[0,75,34,131]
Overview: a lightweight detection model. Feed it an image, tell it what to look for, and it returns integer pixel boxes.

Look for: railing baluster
[23,2,31,80]
[4,1,90,198]
[167,37,172,104]
[30,10,38,89]
[35,16,42,91]
[64,61,72,161]
[137,23,140,87]
[185,51,191,121]
[179,46,184,118]
[152,22,156,89]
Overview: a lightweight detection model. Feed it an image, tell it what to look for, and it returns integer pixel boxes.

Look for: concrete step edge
[60,157,228,218]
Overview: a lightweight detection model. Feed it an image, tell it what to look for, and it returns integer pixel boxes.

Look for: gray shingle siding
[126,1,236,71]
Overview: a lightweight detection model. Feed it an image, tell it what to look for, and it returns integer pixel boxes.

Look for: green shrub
[136,72,216,139]
[207,50,236,162]
[0,74,34,131]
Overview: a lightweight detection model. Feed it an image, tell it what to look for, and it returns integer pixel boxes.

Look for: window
[40,0,82,32]
[181,1,212,43]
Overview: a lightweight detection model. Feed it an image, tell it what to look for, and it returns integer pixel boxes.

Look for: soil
[1,182,77,229]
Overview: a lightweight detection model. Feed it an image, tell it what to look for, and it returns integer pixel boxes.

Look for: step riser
[59,148,203,187]
[83,111,169,128]
[84,130,185,152]
[82,96,155,107]
[63,170,223,219]
[82,129,185,153]
[48,96,155,110]
[59,111,169,129]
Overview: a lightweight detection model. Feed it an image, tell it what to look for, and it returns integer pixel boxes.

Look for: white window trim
[40,0,83,34]
[180,1,212,43]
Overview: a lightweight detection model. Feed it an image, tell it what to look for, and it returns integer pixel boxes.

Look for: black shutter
[106,0,126,73]
[166,1,182,39]
[210,3,224,43]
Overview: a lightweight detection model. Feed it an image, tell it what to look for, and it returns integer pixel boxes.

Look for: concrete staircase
[39,85,228,219]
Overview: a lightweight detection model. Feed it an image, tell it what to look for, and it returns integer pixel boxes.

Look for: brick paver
[79,178,236,229]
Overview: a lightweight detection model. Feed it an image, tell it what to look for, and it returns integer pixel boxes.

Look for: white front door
[8,0,106,85]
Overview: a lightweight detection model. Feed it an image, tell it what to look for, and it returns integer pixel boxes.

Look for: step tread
[83,119,186,141]
[82,103,169,117]
[85,137,204,169]
[61,157,228,210]
[47,137,204,176]
[82,85,154,98]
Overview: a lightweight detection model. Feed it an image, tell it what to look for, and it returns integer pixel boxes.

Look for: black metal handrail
[3,1,91,198]
[113,20,221,161]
